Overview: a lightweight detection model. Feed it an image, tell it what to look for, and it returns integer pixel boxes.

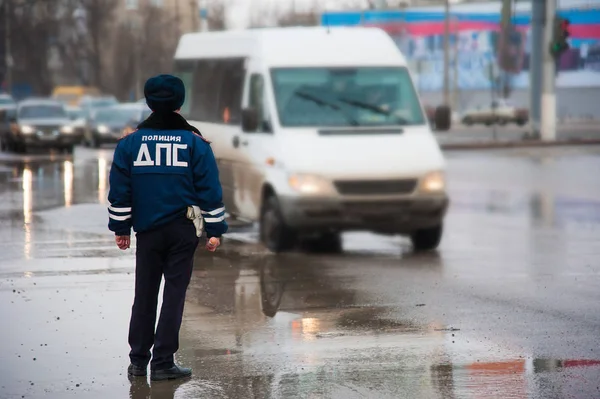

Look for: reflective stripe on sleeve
[201,207,225,216]
[204,215,225,223]
[108,205,132,213]
[109,214,132,221]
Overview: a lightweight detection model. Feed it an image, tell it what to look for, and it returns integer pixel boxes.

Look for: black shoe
[128,363,147,377]
[150,364,192,381]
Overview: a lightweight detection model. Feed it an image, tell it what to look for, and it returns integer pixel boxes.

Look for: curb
[440,138,600,150]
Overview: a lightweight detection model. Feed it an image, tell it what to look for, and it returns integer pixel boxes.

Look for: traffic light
[550,16,570,58]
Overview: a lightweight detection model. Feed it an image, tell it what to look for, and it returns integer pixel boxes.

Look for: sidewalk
[437,123,600,150]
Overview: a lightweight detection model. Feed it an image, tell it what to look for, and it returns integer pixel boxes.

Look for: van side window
[187,58,245,124]
[248,74,271,132]
[217,60,245,125]
[173,60,195,117]
[190,60,221,121]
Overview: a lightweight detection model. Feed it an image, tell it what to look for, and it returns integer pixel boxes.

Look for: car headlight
[419,171,446,193]
[61,125,74,134]
[97,125,109,134]
[20,125,35,134]
[288,174,336,195]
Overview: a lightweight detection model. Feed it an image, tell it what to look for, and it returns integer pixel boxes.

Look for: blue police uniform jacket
[107,114,228,238]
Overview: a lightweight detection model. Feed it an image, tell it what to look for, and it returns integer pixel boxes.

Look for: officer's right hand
[115,235,131,250]
[206,237,220,252]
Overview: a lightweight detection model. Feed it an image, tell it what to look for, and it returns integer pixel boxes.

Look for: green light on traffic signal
[550,15,570,58]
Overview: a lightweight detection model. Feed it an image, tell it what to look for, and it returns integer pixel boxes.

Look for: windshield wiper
[337,97,410,125]
[294,91,359,126]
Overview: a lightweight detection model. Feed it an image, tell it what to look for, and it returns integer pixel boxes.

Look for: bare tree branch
[276,10,320,27]
[81,0,119,91]
[206,0,228,31]
[108,4,182,100]
[252,0,322,28]
[8,0,63,95]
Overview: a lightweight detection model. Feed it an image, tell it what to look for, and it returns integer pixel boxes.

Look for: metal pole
[541,0,556,141]
[529,0,544,138]
[132,15,141,100]
[417,59,423,95]
[190,0,197,32]
[452,16,459,112]
[443,0,450,106]
[4,0,11,94]
[134,46,141,100]
[175,0,181,38]
[490,63,497,140]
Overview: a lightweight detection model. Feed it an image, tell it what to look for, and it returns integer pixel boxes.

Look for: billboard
[321,7,600,91]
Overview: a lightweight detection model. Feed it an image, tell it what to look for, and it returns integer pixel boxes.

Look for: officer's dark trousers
[128,218,199,370]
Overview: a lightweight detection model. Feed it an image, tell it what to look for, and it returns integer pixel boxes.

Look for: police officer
[107,74,228,381]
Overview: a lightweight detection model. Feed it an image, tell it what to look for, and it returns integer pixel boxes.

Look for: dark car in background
[66,105,86,136]
[84,103,151,147]
[0,107,17,151]
[4,99,82,153]
[79,95,119,118]
[121,102,153,137]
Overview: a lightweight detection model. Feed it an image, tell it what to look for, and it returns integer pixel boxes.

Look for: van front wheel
[260,195,297,253]
[410,224,443,252]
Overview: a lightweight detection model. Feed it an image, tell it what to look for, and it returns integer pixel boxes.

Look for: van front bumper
[278,194,449,234]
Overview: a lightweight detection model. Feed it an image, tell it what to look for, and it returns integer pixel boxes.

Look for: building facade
[322,2,600,92]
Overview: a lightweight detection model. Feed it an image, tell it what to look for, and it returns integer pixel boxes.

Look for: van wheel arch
[261,184,276,210]
[259,184,297,252]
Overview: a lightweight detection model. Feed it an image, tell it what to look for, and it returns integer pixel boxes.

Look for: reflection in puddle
[451,188,600,227]
[180,252,600,398]
[63,160,73,208]
[530,192,555,227]
[98,156,107,203]
[129,376,205,399]
[22,166,33,260]
[298,318,320,341]
[433,357,600,399]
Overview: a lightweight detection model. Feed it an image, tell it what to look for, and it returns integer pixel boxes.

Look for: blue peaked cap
[144,74,185,113]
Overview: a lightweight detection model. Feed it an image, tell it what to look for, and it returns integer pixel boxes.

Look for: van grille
[343,200,412,214]
[334,179,417,195]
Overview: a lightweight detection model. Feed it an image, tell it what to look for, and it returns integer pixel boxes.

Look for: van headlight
[20,125,35,134]
[419,171,446,193]
[288,174,336,195]
[60,125,74,134]
[97,125,109,134]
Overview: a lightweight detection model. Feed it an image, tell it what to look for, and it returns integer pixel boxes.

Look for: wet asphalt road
[0,145,600,398]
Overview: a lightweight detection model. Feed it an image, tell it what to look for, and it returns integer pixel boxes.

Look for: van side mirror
[241,107,259,132]
[434,105,451,131]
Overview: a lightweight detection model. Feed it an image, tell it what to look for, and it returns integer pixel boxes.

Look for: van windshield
[270,67,426,128]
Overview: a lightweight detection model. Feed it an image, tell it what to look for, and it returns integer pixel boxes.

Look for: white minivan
[173,26,451,253]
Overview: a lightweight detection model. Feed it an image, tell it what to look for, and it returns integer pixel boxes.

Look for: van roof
[174,26,407,67]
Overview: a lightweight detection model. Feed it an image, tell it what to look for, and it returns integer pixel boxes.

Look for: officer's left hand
[115,235,131,250]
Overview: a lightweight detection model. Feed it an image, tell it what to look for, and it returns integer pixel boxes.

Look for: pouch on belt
[186,205,204,237]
